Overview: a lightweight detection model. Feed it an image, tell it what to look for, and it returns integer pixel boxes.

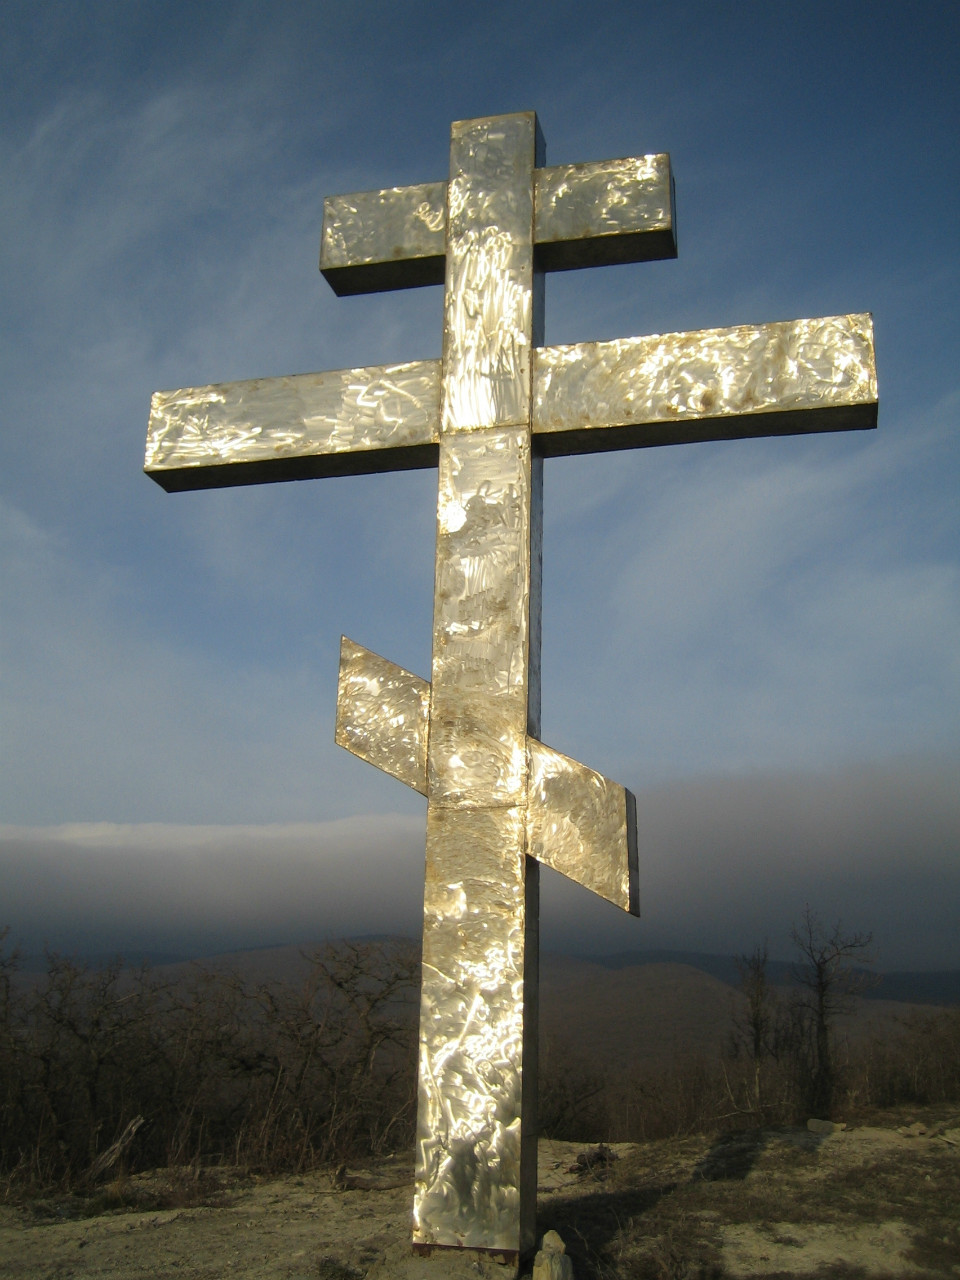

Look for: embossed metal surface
[527,740,638,914]
[335,637,429,794]
[428,427,535,808]
[145,361,440,490]
[416,803,528,1249]
[533,314,877,454]
[320,153,676,291]
[416,113,542,1256]
[535,154,676,270]
[321,182,447,295]
[440,114,541,435]
[146,110,877,1268]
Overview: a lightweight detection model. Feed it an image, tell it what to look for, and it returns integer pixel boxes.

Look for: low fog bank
[542,754,960,970]
[1,816,426,963]
[2,756,957,969]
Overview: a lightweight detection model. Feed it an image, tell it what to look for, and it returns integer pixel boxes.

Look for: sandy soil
[1,1125,957,1279]
[712,1123,960,1278]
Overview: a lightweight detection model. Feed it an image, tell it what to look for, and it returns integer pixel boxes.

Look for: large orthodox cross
[145,112,877,1264]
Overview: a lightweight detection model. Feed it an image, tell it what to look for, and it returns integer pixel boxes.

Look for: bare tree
[790,906,874,1119]
[732,943,783,1120]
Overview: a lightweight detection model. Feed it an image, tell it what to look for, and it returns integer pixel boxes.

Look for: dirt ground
[2,1111,958,1279]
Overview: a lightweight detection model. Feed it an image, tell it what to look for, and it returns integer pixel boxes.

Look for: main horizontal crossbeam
[533,312,877,454]
[145,361,440,489]
[145,314,876,491]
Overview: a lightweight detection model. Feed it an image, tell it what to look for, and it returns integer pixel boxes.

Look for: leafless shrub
[727,943,793,1123]
[850,1006,960,1110]
[1,923,957,1197]
[539,1039,609,1140]
[0,932,419,1194]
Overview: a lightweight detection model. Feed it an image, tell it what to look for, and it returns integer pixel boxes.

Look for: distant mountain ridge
[16,939,960,1006]
[579,949,960,1007]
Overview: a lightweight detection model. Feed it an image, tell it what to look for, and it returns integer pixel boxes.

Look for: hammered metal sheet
[428,428,535,809]
[416,113,543,1260]
[441,114,537,433]
[321,153,676,290]
[535,154,676,270]
[533,314,877,453]
[320,181,447,295]
[335,637,429,794]
[414,803,528,1250]
[145,361,441,489]
[527,739,638,914]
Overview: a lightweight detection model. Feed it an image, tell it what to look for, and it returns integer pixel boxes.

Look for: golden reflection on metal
[145,111,878,1267]
[146,362,440,490]
[535,154,676,270]
[527,740,638,914]
[321,182,448,295]
[420,116,544,1256]
[336,637,429,795]
[533,314,877,452]
[318,150,678,295]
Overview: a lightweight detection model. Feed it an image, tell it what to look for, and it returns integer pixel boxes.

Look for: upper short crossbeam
[319,153,677,295]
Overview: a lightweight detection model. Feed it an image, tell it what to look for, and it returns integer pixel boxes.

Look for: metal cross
[145,112,877,1264]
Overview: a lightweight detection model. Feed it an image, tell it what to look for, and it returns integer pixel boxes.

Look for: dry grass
[1,1114,956,1278]
[537,1111,960,1279]
[18,1164,252,1221]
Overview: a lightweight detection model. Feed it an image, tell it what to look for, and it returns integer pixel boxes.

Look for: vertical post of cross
[414,113,544,1259]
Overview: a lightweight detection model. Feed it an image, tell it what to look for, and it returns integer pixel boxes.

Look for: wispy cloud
[541,403,960,780]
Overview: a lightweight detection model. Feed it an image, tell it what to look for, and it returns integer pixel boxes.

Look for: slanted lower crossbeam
[335,636,638,912]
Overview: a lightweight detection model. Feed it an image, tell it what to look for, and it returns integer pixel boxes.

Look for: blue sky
[1,1,958,968]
